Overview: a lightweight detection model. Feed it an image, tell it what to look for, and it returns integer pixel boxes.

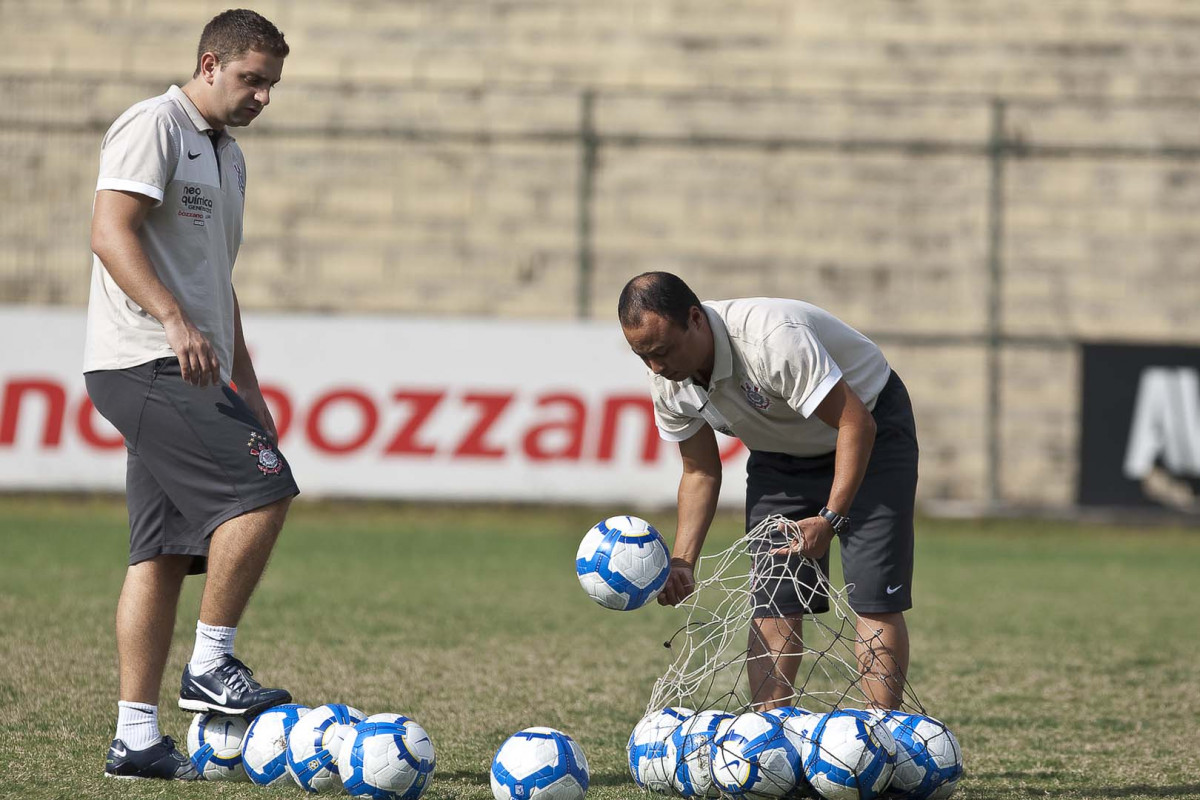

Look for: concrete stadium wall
[2,0,1199,509]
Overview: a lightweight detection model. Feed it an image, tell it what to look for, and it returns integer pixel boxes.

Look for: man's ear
[199,52,220,83]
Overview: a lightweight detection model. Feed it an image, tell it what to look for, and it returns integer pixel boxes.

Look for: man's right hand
[657,558,696,606]
[164,314,221,387]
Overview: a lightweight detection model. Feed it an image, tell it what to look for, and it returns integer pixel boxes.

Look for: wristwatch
[818,507,851,535]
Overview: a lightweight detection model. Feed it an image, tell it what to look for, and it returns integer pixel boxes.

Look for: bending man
[618,272,919,710]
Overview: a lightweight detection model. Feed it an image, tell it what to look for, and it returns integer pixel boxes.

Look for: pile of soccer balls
[628,705,962,800]
[188,702,592,800]
[187,702,436,798]
[577,515,963,800]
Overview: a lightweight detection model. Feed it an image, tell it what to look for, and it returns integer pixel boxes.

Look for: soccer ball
[671,710,733,798]
[242,703,311,785]
[490,727,589,800]
[575,515,671,610]
[627,706,694,792]
[709,711,804,798]
[879,712,962,800]
[187,711,249,781]
[338,713,436,800]
[802,710,896,800]
[286,703,367,792]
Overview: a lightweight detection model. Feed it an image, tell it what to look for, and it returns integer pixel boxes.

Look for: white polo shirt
[648,298,892,457]
[84,85,247,383]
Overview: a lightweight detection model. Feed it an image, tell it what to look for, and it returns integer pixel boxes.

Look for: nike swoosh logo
[886,585,903,595]
[188,151,201,160]
[111,744,127,757]
[194,683,228,704]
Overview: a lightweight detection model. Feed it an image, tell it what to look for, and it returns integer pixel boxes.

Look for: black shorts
[86,358,300,574]
[745,370,918,616]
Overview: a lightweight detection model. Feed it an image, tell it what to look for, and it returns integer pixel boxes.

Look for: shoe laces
[215,656,261,692]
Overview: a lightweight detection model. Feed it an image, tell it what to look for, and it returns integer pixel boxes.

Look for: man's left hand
[769,516,834,559]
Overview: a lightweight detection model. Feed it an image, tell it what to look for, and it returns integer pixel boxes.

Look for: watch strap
[818,506,851,534]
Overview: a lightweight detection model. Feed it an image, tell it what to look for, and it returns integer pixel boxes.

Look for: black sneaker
[104,736,200,780]
[178,655,291,716]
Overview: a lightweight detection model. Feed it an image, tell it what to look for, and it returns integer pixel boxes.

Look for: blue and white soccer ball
[490,727,589,800]
[575,515,671,610]
[802,710,896,800]
[627,706,694,793]
[709,711,804,798]
[286,703,367,792]
[879,712,962,800]
[338,713,436,800]
[671,710,734,798]
[187,711,249,781]
[242,703,311,785]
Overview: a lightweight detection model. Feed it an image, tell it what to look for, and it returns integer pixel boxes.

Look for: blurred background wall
[2,0,1198,511]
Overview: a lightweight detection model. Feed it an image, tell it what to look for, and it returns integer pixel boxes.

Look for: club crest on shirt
[247,432,282,475]
[741,381,771,411]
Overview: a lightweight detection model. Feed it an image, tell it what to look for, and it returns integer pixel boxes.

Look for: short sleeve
[651,385,706,442]
[96,109,176,205]
[764,324,843,418]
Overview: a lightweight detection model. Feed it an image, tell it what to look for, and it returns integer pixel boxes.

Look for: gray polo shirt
[649,298,892,457]
[84,85,247,383]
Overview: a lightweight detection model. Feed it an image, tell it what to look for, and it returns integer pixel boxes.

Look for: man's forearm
[674,469,721,566]
[94,229,183,326]
[826,418,875,515]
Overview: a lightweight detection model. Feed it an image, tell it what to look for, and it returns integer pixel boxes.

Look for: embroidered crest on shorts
[247,432,282,475]
[741,381,771,410]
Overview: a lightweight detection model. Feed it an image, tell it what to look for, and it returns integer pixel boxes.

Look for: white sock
[189,621,237,676]
[115,701,161,750]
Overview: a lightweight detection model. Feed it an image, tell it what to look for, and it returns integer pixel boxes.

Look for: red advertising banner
[0,307,748,507]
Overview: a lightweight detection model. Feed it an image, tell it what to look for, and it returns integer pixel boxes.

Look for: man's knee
[751,615,805,656]
[127,554,193,582]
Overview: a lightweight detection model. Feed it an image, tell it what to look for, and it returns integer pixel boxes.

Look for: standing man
[618,272,919,711]
[86,10,297,780]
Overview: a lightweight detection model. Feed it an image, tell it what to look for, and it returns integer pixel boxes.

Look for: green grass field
[1,496,1198,800]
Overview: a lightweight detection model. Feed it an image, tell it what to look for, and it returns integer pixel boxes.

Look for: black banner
[1078,344,1200,511]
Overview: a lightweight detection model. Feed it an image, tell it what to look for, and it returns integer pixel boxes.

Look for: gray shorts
[85,358,299,574]
[745,371,918,616]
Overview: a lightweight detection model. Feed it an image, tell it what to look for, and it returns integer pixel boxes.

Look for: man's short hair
[618,272,702,329]
[193,9,289,77]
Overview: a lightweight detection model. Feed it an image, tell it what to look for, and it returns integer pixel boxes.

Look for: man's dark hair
[618,271,702,329]
[193,9,289,77]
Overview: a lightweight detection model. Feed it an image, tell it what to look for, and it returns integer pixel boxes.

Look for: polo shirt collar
[703,304,733,388]
[168,85,235,142]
